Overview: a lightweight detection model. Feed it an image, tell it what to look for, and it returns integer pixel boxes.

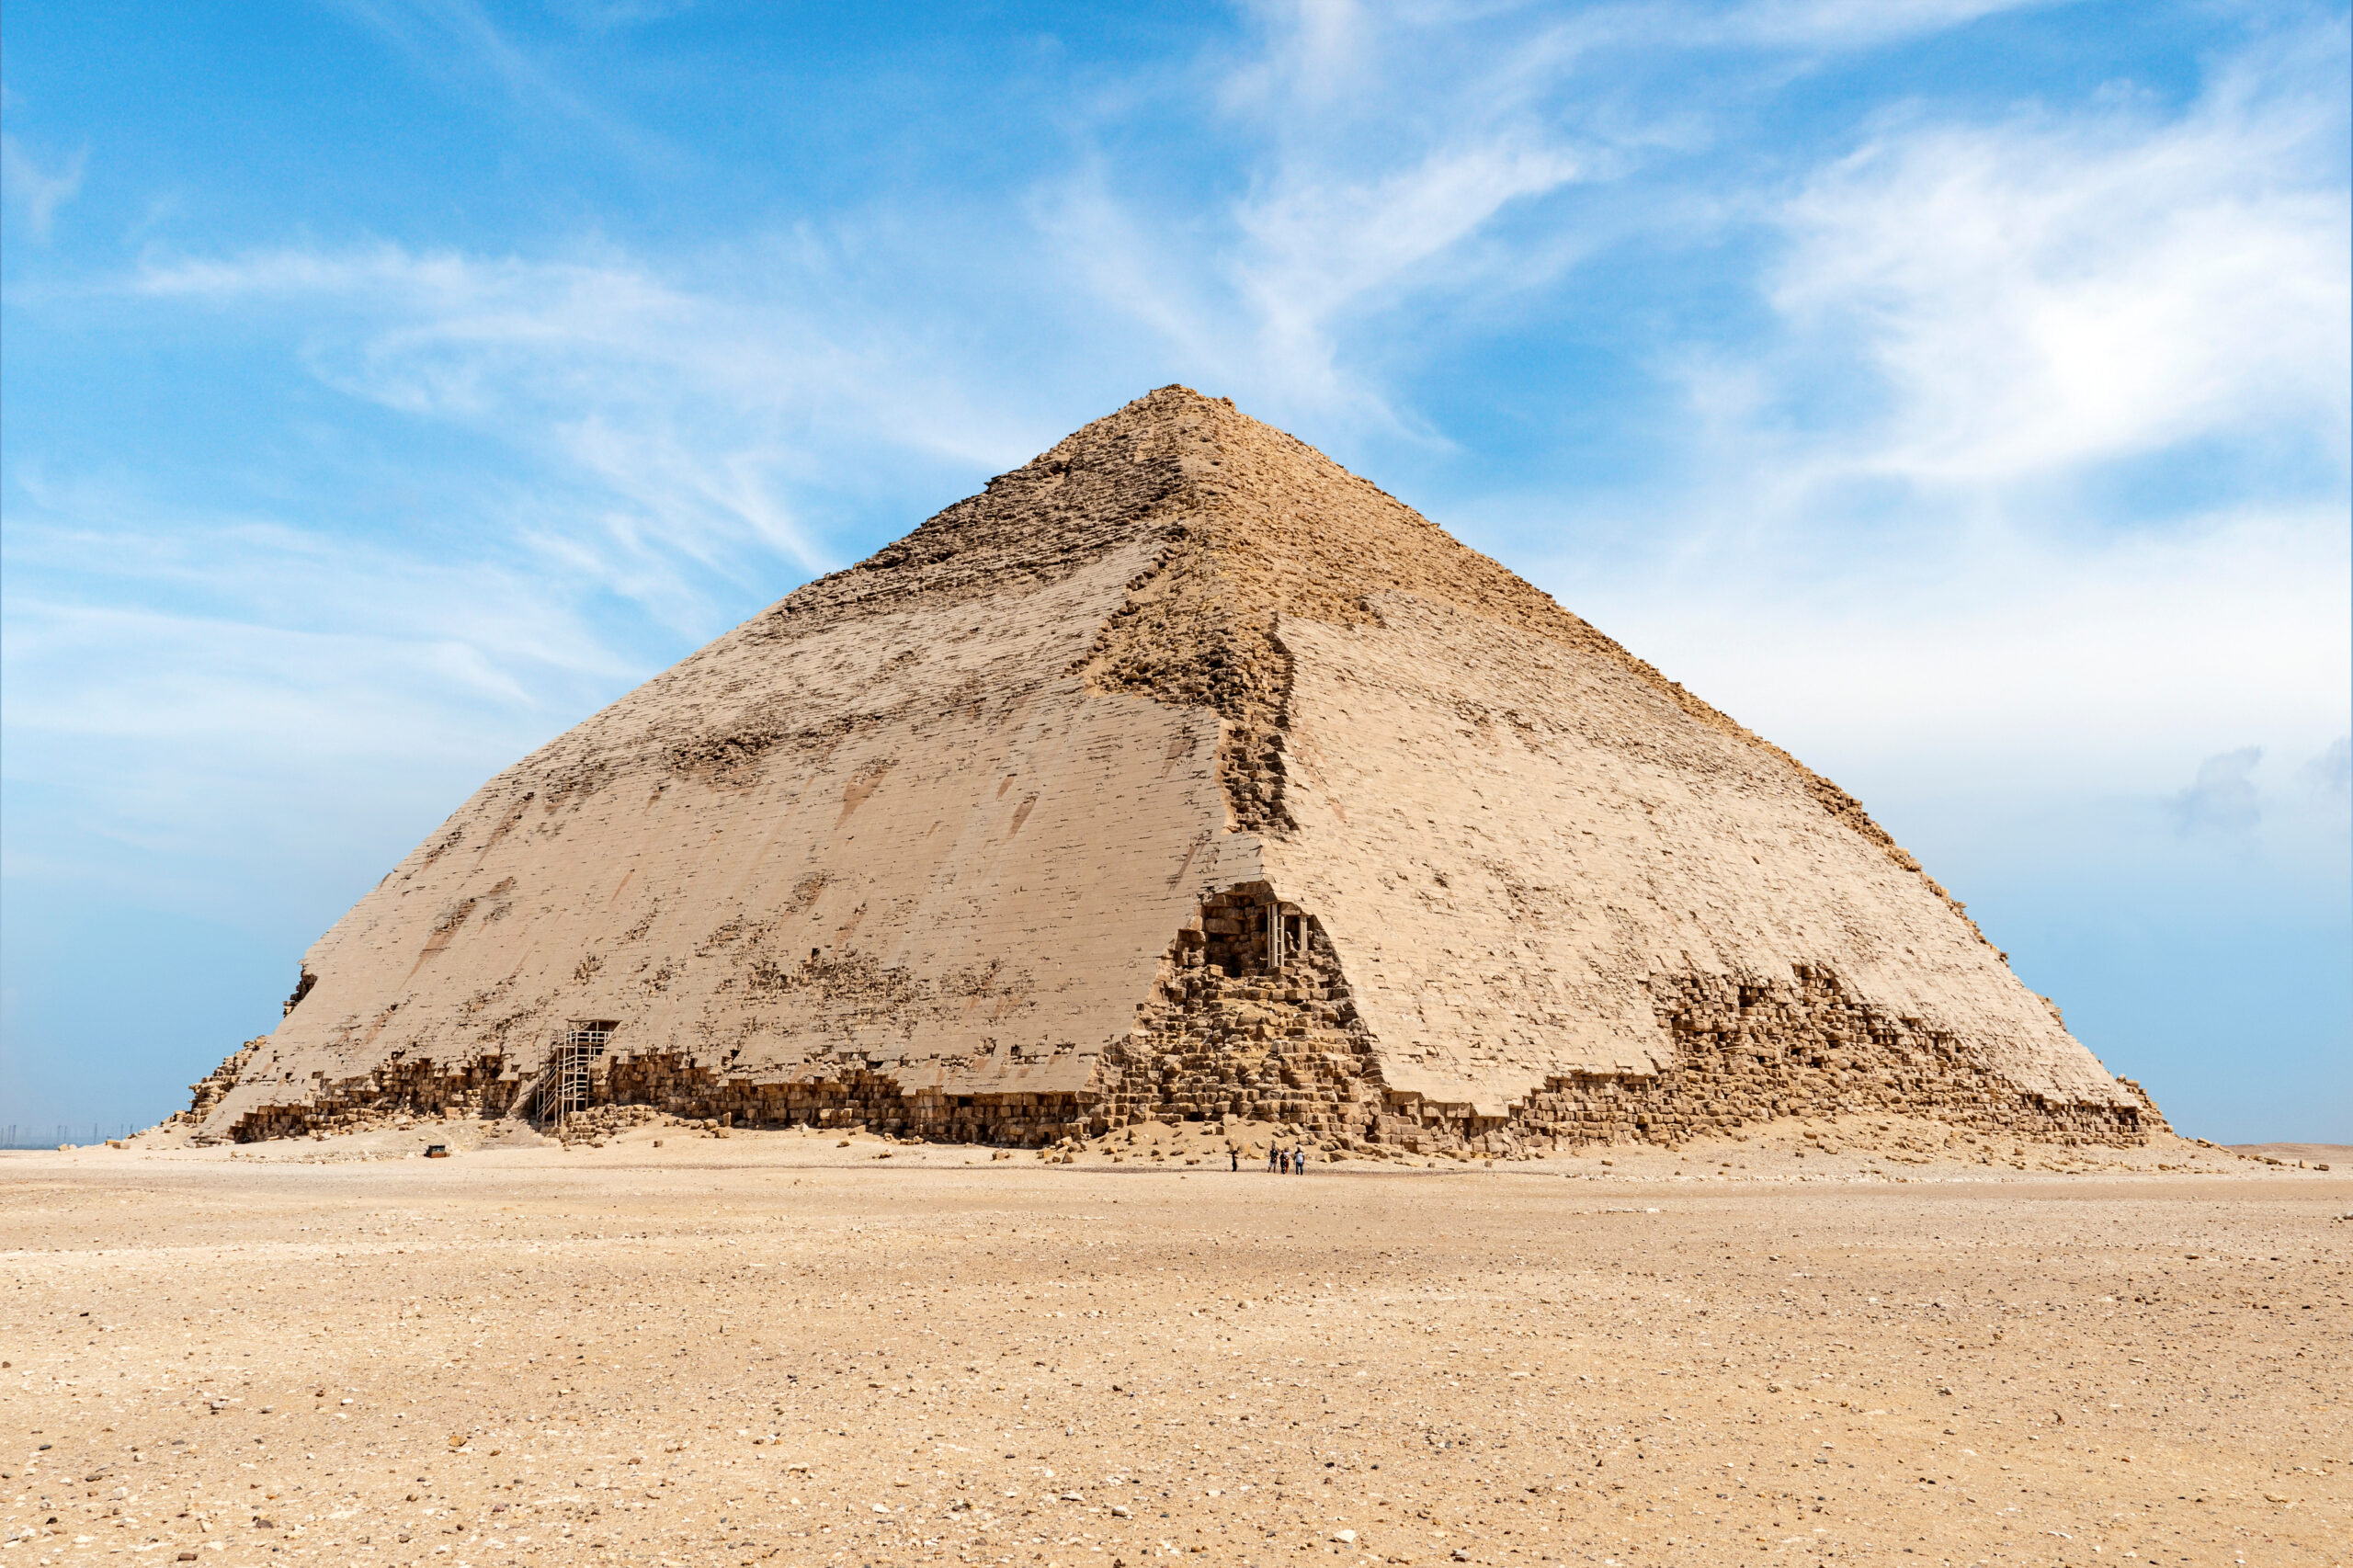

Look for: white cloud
[1232,138,1584,384]
[538,0,695,30]
[2306,735,2353,801]
[326,0,599,130]
[0,483,645,913]
[1555,501,2352,801]
[0,479,636,754]
[1046,3,1607,424]
[1044,131,1584,423]
[1717,0,2050,49]
[1222,0,1370,109]
[2169,746,2265,836]
[127,242,1060,629]
[1506,17,2353,839]
[1771,21,2350,484]
[0,133,86,242]
[1043,0,2078,428]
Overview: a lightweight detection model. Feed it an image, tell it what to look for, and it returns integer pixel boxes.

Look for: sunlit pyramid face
[184,388,2156,1153]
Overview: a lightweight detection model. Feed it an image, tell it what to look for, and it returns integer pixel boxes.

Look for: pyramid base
[175,951,2162,1153]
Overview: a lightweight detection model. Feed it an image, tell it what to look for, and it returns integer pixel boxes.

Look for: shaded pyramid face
[189,387,2154,1148]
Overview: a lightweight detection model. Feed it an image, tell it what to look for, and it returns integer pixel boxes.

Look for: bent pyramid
[185,387,2157,1150]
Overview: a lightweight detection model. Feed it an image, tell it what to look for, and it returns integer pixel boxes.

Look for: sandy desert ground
[3,1118,2346,1568]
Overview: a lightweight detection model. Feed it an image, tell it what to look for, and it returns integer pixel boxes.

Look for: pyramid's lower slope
[181,389,2159,1150]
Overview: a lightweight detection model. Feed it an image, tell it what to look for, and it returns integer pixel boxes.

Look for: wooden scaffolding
[549,1020,617,1132]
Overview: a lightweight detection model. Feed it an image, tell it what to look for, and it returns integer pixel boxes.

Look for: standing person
[1230,1147,1239,1172]
[1267,1144,1279,1174]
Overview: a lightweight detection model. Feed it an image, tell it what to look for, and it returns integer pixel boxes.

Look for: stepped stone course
[173,387,2159,1152]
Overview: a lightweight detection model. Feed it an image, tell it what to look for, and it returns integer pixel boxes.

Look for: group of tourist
[1238,1143,1309,1174]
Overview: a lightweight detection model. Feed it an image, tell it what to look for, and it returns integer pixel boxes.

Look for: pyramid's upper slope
[1069,391,1968,913]
[502,381,1962,927]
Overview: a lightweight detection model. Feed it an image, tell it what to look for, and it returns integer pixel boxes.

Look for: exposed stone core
[173,386,2159,1151]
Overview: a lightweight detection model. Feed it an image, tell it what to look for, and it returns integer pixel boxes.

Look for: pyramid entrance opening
[1173,885,1317,980]
[1097,883,1387,1140]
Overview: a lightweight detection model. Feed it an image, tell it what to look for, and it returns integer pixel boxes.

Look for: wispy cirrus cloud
[0,133,87,243]
[1768,19,2350,487]
[321,0,627,142]
[1040,3,1607,427]
[0,488,634,911]
[125,242,1059,625]
[1546,500,2351,799]
[1039,0,2080,431]
[1040,133,1586,426]
[1710,0,2052,48]
[1,464,635,746]
[1506,13,2352,821]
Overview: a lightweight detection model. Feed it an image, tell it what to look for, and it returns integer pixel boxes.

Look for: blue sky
[3,0,2346,1143]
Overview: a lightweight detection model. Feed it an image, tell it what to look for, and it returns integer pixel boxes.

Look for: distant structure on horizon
[165,386,2163,1153]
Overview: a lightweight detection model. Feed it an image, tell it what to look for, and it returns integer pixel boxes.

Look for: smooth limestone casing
[201,532,1263,1140]
[1267,594,2120,1114]
[187,385,2143,1146]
